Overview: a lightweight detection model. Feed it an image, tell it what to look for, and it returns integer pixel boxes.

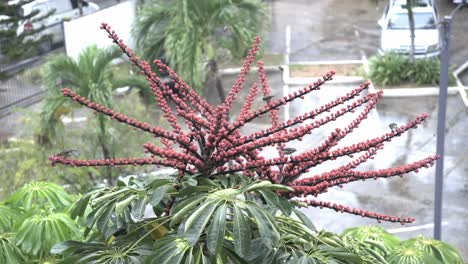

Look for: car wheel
[39,38,53,54]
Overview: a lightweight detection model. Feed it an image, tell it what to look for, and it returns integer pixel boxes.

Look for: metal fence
[0,56,47,118]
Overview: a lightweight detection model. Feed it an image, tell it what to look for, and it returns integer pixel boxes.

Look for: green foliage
[6,181,72,210]
[59,174,402,263]
[133,0,268,92]
[401,236,464,264]
[0,0,55,63]
[0,205,20,232]
[386,246,442,264]
[343,225,400,255]
[0,233,24,263]
[344,226,465,264]
[40,45,121,144]
[0,89,158,198]
[16,212,81,257]
[0,182,81,263]
[52,240,152,264]
[367,53,456,87]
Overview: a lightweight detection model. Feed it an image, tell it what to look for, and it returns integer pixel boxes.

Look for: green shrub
[0,182,81,262]
[343,226,465,264]
[368,53,409,86]
[368,53,456,87]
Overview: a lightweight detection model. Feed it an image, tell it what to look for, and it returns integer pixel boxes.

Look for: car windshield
[387,12,436,29]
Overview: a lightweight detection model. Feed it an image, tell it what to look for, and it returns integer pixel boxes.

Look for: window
[387,12,436,29]
[71,0,89,9]
[31,3,49,16]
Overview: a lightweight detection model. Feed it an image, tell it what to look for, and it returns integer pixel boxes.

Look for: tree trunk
[99,134,114,185]
[407,0,415,63]
[97,116,114,185]
[206,59,226,105]
[78,0,83,16]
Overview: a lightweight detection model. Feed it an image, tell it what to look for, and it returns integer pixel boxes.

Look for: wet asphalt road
[266,0,468,68]
[219,70,467,260]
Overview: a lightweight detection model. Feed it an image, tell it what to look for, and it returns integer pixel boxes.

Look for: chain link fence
[0,56,49,118]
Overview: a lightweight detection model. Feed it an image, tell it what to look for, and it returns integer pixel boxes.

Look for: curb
[219,59,468,108]
[219,65,280,75]
[453,61,468,108]
[376,87,460,97]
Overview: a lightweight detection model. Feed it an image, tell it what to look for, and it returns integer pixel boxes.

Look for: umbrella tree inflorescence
[49,23,438,225]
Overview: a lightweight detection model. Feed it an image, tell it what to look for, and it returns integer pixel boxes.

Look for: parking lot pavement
[219,70,467,260]
[267,0,468,68]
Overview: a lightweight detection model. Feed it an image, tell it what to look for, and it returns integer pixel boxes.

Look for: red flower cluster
[49,23,439,224]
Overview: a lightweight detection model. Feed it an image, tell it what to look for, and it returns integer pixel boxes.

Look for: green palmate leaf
[246,203,280,249]
[131,197,147,220]
[401,236,464,264]
[233,205,251,257]
[259,189,293,216]
[244,181,294,193]
[52,240,151,263]
[0,233,24,264]
[207,203,227,255]
[6,181,72,210]
[70,192,94,219]
[170,194,206,227]
[150,235,205,264]
[343,225,400,254]
[16,212,80,256]
[386,247,443,264]
[115,195,136,216]
[149,185,170,206]
[0,205,20,232]
[185,201,219,246]
[293,209,316,232]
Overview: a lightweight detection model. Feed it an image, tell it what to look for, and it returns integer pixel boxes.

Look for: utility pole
[434,1,466,240]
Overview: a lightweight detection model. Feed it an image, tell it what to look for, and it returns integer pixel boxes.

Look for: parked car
[11,0,99,51]
[378,0,440,58]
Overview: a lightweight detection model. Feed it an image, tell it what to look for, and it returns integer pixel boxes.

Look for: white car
[378,0,440,58]
[10,0,99,51]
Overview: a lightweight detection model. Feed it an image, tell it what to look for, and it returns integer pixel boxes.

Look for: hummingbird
[282,147,296,155]
[388,123,398,130]
[55,149,79,158]
[262,95,275,102]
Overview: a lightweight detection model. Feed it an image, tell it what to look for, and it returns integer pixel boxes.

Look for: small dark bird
[55,149,79,158]
[262,95,274,102]
[388,123,398,130]
[282,147,296,155]
[278,66,284,71]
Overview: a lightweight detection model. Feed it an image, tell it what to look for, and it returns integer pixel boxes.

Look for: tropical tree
[133,0,268,102]
[39,45,148,184]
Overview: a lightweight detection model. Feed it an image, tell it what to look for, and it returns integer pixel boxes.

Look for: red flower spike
[49,23,440,225]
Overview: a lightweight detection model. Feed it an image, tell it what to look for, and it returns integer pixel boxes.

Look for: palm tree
[133,0,268,102]
[39,45,148,184]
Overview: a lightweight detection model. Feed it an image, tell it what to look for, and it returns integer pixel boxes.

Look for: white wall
[63,0,136,59]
